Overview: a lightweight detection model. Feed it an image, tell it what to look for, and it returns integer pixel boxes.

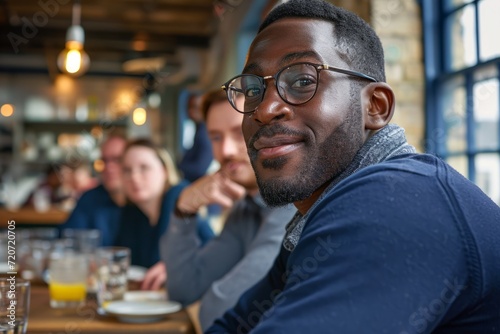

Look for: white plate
[127,265,147,281]
[124,290,166,302]
[105,300,182,323]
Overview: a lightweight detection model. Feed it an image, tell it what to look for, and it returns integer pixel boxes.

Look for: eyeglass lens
[228,63,319,113]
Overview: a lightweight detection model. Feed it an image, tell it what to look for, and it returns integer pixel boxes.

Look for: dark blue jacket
[61,184,121,246]
[207,154,500,333]
[115,181,214,268]
[179,122,213,182]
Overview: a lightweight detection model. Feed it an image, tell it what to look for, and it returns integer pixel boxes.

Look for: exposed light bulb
[1,104,14,117]
[148,92,161,108]
[57,23,90,77]
[133,107,147,126]
[66,49,82,73]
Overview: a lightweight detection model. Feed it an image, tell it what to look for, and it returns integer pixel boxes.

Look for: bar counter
[0,208,68,227]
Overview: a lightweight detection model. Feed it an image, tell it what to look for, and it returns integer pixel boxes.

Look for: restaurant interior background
[0,0,499,212]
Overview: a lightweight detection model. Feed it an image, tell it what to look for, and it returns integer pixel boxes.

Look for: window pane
[445,5,477,71]
[447,155,468,178]
[474,78,499,150]
[479,0,500,61]
[474,64,498,82]
[444,0,474,12]
[442,76,467,153]
[475,153,500,205]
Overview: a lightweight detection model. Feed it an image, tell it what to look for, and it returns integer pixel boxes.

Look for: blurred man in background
[61,133,127,246]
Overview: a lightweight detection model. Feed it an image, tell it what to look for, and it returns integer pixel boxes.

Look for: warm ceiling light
[133,107,147,126]
[132,40,147,52]
[1,104,14,117]
[132,32,149,52]
[57,0,89,77]
[94,159,105,173]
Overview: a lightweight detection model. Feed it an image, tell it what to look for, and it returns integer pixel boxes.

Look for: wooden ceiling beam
[0,0,216,75]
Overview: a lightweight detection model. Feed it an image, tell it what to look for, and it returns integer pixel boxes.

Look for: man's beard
[250,110,364,207]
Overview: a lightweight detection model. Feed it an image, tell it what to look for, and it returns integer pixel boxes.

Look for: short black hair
[259,0,386,83]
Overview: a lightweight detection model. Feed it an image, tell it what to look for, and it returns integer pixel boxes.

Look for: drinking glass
[0,231,8,270]
[0,278,30,334]
[48,252,88,308]
[18,239,52,281]
[95,247,130,312]
[61,229,101,253]
[17,228,58,281]
[61,229,102,297]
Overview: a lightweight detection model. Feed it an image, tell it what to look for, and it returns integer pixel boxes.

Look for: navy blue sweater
[207,154,500,333]
[61,184,121,246]
[179,122,214,182]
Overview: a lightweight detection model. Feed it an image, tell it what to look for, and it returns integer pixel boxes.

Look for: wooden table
[27,286,196,334]
[0,208,68,227]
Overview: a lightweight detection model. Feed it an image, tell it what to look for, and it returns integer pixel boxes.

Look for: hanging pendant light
[57,0,89,76]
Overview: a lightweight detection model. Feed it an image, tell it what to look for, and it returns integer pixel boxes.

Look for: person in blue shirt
[207,0,500,333]
[61,134,127,246]
[178,93,214,182]
[115,138,213,290]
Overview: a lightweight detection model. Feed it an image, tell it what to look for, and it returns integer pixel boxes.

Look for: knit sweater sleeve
[161,208,246,306]
[206,243,290,334]
[198,205,294,331]
[207,156,497,333]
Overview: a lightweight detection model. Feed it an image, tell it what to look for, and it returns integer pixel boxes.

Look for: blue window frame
[422,0,500,204]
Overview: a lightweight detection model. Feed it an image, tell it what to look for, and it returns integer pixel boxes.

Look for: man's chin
[255,176,300,207]
[253,158,292,183]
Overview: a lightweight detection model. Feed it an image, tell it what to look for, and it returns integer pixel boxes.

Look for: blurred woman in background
[115,138,214,290]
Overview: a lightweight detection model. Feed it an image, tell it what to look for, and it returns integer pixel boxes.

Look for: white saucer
[104,300,182,323]
[124,290,166,302]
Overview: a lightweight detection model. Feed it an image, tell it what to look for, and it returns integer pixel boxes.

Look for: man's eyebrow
[242,62,260,74]
[279,51,321,66]
[243,51,322,74]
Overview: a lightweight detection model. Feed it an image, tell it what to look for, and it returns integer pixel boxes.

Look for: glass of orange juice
[48,252,88,308]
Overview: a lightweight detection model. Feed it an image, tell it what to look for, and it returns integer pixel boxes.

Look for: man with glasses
[61,133,127,246]
[207,0,500,333]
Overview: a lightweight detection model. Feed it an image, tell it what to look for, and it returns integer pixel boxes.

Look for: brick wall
[331,0,372,23]
[371,0,425,151]
[329,0,425,151]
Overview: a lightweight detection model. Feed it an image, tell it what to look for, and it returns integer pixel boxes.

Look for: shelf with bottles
[19,117,128,166]
[22,118,128,132]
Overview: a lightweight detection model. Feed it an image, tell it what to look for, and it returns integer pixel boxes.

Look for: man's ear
[360,82,395,130]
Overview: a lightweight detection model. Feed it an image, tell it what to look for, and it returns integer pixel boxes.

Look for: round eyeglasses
[221,62,377,114]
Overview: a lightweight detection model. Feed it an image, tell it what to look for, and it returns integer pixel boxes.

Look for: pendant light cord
[72,0,81,26]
